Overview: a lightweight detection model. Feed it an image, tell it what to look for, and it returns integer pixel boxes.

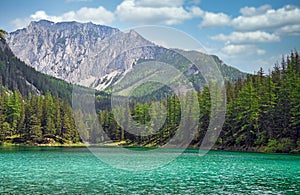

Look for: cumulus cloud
[200,4,300,36]
[12,0,204,29]
[221,44,250,56]
[199,12,231,28]
[256,49,266,55]
[211,31,280,44]
[115,0,203,25]
[276,24,300,36]
[239,4,271,16]
[12,6,115,30]
[30,11,61,22]
[206,4,300,56]
[135,0,184,8]
[232,5,300,31]
[221,44,266,56]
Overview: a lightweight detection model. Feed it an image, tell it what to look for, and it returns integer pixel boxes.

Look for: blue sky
[1,0,300,73]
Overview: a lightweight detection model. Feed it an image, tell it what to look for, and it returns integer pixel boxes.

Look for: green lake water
[0,146,299,194]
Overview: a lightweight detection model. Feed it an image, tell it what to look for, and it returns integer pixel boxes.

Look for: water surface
[0,146,299,194]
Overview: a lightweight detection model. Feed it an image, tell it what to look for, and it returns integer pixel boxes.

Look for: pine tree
[234,76,259,148]
[197,87,211,144]
[54,96,62,136]
[28,114,42,141]
[5,89,22,136]
[42,92,55,136]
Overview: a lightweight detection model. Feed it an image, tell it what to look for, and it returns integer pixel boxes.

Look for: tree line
[74,51,300,153]
[221,51,300,153]
[0,49,299,153]
[0,90,80,144]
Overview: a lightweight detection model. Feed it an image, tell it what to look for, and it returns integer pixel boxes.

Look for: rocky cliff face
[7,20,245,90]
[7,20,160,90]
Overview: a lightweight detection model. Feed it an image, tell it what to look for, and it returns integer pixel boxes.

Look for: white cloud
[239,4,271,16]
[232,5,300,31]
[190,0,201,5]
[30,11,61,22]
[12,6,115,30]
[135,0,184,8]
[276,24,300,36]
[205,4,300,56]
[115,0,203,25]
[199,12,231,28]
[189,6,204,16]
[221,44,265,57]
[209,45,275,73]
[199,4,300,36]
[11,0,204,29]
[221,44,250,56]
[256,49,266,55]
[211,31,280,44]
[65,7,115,24]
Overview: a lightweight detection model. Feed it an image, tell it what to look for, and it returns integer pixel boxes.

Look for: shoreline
[1,142,299,155]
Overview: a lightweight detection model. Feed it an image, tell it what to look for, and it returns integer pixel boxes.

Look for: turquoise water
[0,147,300,194]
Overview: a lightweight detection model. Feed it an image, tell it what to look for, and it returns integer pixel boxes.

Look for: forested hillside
[0,89,81,144]
[0,32,83,144]
[221,51,300,153]
[82,51,300,153]
[1,50,299,152]
[0,33,73,100]
[0,30,299,152]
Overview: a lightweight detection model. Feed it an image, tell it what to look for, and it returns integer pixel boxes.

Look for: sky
[1,0,300,73]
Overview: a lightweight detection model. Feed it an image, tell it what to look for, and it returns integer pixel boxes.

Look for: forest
[221,51,300,153]
[81,51,300,153]
[0,90,80,144]
[0,45,299,153]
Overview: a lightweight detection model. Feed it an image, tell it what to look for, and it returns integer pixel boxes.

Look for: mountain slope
[7,20,158,90]
[0,32,74,100]
[7,20,246,91]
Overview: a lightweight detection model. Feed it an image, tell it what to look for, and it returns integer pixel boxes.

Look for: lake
[0,146,299,194]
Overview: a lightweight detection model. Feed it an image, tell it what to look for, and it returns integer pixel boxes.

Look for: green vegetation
[0,33,299,153]
[0,89,80,145]
[0,34,87,145]
[0,36,75,100]
[80,51,300,153]
[220,51,300,153]
[0,29,5,36]
[0,29,5,43]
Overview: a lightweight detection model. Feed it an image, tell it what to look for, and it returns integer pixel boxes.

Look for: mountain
[0,31,75,100]
[7,20,159,90]
[7,20,246,91]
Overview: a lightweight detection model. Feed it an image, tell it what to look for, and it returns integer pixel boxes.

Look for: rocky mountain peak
[7,20,158,90]
[6,20,245,90]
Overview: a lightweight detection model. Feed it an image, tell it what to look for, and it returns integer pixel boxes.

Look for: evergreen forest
[0,33,299,153]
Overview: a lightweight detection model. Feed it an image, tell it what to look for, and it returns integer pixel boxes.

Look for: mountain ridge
[0,32,75,100]
[7,20,246,90]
